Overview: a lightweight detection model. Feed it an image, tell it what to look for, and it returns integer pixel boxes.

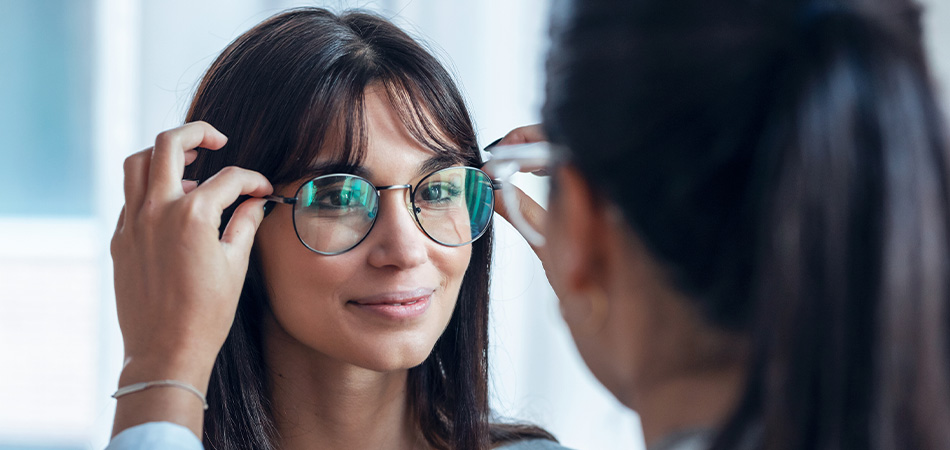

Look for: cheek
[255,208,358,330]
[432,244,472,309]
[543,209,574,294]
[253,210,475,371]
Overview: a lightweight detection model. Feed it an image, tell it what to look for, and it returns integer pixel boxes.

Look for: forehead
[361,85,436,169]
[310,85,464,180]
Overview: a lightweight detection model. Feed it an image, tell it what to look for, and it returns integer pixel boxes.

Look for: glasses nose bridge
[374,183,417,217]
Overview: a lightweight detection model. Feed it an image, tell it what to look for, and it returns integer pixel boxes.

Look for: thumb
[221,198,267,262]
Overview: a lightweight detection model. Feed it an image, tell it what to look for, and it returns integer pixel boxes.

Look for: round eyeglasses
[263,166,498,255]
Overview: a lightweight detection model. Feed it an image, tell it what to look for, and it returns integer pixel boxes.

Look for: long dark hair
[544,0,950,448]
[182,8,553,450]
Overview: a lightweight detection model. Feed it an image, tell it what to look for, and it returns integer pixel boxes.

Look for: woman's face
[255,87,472,372]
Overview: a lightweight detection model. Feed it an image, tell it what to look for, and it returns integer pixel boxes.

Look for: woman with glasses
[490,0,950,448]
[107,8,567,450]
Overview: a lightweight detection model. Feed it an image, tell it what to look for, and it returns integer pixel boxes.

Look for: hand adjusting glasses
[481,141,555,247]
[263,166,498,255]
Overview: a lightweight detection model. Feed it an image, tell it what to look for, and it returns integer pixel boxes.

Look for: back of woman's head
[544,0,950,448]
[179,8,553,450]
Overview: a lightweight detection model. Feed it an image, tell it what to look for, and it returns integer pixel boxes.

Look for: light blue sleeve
[105,422,204,450]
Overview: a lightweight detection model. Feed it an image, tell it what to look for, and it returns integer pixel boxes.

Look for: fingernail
[484,137,504,151]
[262,200,274,218]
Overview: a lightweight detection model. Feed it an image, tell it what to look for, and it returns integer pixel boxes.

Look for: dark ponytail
[543,0,950,448]
[746,5,950,449]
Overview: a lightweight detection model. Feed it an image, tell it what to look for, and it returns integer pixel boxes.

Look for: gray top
[647,429,714,450]
[648,425,762,450]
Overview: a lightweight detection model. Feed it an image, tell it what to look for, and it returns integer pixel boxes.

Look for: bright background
[0,1,947,449]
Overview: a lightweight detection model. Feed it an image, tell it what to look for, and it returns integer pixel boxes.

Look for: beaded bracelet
[112,380,209,410]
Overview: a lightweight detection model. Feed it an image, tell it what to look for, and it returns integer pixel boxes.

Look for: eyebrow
[415,153,465,177]
[304,153,465,182]
[300,161,371,180]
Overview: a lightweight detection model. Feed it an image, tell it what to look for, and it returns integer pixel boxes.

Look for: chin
[343,329,442,372]
[351,343,436,372]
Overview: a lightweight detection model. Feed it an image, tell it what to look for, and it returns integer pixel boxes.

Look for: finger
[191,166,273,213]
[111,204,127,260]
[122,148,152,215]
[531,169,550,176]
[494,184,548,256]
[497,124,546,147]
[221,197,267,262]
[509,156,549,175]
[182,179,199,194]
[184,149,199,166]
[115,204,126,231]
[146,121,228,202]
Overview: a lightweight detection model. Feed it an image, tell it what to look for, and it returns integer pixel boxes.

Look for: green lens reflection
[414,167,493,245]
[294,175,378,254]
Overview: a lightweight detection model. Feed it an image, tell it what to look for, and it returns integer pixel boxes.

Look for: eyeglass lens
[291,167,494,254]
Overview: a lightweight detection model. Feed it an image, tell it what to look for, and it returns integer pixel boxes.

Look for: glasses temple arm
[261,195,295,218]
[263,195,295,205]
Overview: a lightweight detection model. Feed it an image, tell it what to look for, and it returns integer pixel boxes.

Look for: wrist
[114,380,208,410]
[111,378,208,440]
[112,350,215,440]
[118,352,215,395]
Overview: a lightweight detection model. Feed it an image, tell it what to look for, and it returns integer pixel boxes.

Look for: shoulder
[494,438,577,450]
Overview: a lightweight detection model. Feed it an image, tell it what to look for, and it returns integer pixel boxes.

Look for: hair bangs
[266,33,479,190]
[380,73,479,167]
[266,57,375,187]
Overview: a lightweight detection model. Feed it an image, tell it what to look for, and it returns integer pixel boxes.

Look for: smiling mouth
[377,298,422,306]
[346,289,435,320]
[346,298,426,307]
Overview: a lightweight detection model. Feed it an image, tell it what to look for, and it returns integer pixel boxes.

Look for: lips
[349,288,435,305]
[347,288,435,320]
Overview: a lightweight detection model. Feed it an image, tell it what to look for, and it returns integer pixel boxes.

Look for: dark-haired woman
[106,8,566,450]
[490,0,950,448]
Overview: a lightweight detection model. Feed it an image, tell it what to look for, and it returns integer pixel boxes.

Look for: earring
[573,288,610,337]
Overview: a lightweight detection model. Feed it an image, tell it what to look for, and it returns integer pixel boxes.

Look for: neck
[264,315,423,450]
[633,363,746,446]
[607,235,748,447]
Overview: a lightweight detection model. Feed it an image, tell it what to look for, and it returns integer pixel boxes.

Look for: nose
[364,188,428,269]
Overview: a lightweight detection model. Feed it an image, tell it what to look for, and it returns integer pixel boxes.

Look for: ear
[547,165,611,295]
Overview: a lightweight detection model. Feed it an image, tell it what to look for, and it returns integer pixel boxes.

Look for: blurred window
[0,0,93,217]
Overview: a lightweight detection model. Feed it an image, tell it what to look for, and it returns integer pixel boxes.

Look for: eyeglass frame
[262,165,503,255]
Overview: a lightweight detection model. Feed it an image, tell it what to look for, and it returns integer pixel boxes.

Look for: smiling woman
[254,87,475,376]
[106,7,567,450]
